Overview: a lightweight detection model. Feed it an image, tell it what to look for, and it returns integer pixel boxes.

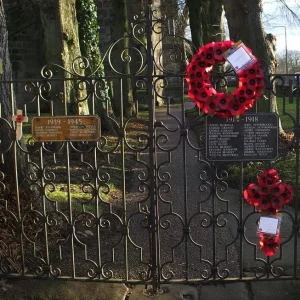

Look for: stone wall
[4,0,113,81]
[95,0,112,54]
[4,0,43,80]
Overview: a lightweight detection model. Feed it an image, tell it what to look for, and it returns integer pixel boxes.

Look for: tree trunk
[0,0,27,180]
[187,0,225,46]
[224,0,283,133]
[76,0,116,132]
[37,0,89,115]
[111,0,136,117]
[207,0,226,43]
[186,0,203,48]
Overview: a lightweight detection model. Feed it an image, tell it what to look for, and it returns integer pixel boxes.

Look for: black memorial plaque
[206,113,279,161]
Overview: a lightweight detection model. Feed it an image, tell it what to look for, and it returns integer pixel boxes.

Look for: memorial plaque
[206,113,279,161]
[32,115,100,142]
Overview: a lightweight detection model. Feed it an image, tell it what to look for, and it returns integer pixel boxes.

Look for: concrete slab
[199,282,249,300]
[128,284,198,300]
[0,279,128,300]
[251,280,300,300]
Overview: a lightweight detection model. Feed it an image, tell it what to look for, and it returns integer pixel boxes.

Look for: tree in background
[186,0,225,48]
[224,0,280,126]
[110,0,136,117]
[26,0,89,115]
[0,0,15,176]
[277,50,300,74]
[0,0,28,180]
[76,0,116,131]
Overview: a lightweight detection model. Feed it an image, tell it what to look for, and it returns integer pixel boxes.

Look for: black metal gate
[0,1,300,291]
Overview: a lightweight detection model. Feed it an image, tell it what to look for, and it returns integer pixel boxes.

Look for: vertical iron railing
[145,0,159,292]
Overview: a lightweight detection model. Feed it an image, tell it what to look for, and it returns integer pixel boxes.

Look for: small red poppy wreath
[186,41,264,118]
[244,169,294,256]
[243,169,294,214]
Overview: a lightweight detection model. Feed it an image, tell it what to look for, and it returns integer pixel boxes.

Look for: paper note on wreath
[258,216,280,236]
[223,40,257,73]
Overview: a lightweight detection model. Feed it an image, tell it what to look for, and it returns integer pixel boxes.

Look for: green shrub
[224,153,298,190]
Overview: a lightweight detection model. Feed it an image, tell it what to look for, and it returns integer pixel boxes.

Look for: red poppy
[235,86,256,100]
[281,183,294,204]
[187,88,199,100]
[197,47,207,58]
[257,169,279,187]
[272,183,285,196]
[228,99,247,116]
[271,196,285,210]
[16,115,24,123]
[266,206,277,215]
[258,197,272,211]
[211,42,225,61]
[246,65,259,76]
[259,234,280,256]
[195,87,215,101]
[221,40,235,52]
[204,52,216,65]
[202,97,218,114]
[247,192,263,206]
[216,93,230,110]
[240,74,258,87]
[257,185,271,196]
[244,183,258,199]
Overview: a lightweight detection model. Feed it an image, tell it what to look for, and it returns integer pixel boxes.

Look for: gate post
[146,0,159,293]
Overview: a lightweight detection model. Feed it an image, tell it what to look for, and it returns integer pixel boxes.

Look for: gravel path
[125,103,240,281]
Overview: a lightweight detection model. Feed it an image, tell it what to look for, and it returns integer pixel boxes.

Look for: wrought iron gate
[0,0,300,291]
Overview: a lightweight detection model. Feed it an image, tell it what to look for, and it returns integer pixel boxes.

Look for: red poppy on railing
[186,41,265,118]
[16,115,24,123]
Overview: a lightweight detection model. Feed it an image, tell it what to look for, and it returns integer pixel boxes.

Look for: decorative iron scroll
[0,1,299,290]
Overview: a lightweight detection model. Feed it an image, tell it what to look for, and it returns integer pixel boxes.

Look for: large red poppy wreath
[186,41,264,118]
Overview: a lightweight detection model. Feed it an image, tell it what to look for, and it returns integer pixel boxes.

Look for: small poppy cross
[12,109,28,140]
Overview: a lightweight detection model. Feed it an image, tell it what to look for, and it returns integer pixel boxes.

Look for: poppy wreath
[243,169,294,256]
[243,169,294,214]
[186,41,264,118]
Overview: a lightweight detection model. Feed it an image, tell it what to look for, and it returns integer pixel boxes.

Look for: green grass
[45,182,117,213]
[276,96,297,131]
[224,153,298,190]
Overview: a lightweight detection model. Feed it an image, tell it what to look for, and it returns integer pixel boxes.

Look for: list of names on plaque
[206,113,278,161]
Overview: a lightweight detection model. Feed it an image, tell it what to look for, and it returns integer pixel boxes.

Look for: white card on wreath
[223,40,257,73]
[258,216,279,235]
[226,47,252,71]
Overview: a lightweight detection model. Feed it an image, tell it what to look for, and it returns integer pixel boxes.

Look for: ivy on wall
[76,0,105,77]
[76,0,111,113]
